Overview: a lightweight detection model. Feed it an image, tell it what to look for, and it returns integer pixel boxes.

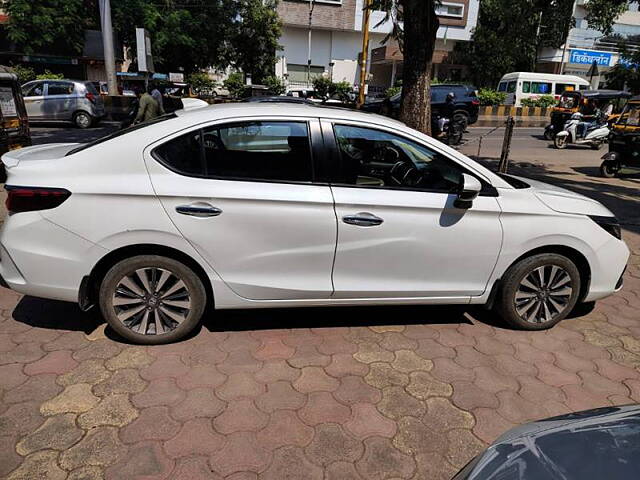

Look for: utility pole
[357,0,372,108]
[307,0,315,87]
[99,0,118,95]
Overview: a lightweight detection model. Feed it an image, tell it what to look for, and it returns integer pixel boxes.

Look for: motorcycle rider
[433,92,456,136]
[577,99,601,139]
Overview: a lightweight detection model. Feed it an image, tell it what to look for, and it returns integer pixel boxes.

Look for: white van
[497,72,590,106]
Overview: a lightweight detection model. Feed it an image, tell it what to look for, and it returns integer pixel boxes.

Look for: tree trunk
[398,0,439,135]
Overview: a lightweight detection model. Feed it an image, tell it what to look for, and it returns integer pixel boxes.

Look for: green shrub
[385,86,402,98]
[223,72,246,99]
[332,81,353,102]
[187,72,215,93]
[521,95,556,108]
[35,69,64,80]
[11,64,36,84]
[477,88,506,106]
[264,75,286,96]
[312,76,333,98]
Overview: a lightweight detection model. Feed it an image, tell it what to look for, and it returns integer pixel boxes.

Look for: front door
[324,121,503,299]
[22,82,45,120]
[145,118,337,300]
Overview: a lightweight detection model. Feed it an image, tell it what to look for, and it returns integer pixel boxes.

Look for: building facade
[537,1,640,86]
[276,0,479,96]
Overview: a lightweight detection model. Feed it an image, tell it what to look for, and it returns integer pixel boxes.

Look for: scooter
[553,112,609,150]
[432,116,464,146]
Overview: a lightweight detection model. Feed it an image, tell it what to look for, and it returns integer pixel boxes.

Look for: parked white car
[0,104,629,344]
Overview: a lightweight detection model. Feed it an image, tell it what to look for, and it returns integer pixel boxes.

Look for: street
[1,124,639,479]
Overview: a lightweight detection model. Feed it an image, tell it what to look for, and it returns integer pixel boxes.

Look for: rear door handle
[176,203,222,218]
[342,212,384,227]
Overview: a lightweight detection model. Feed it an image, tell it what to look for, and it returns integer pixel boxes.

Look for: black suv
[362,84,480,127]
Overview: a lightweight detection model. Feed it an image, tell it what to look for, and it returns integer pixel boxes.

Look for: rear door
[22,81,45,120]
[44,81,77,121]
[144,117,338,301]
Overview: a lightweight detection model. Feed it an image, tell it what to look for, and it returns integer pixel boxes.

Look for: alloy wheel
[514,264,573,324]
[111,267,192,335]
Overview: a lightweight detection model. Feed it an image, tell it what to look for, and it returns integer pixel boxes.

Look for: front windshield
[616,103,640,126]
[66,113,177,156]
[557,95,577,109]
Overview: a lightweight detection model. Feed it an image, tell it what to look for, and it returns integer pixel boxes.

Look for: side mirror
[454,173,482,209]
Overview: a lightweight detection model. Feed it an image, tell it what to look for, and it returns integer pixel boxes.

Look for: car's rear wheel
[99,255,206,344]
[496,253,581,330]
[73,111,93,129]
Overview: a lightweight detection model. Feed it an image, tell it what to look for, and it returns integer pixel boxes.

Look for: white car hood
[513,175,615,217]
[1,143,80,168]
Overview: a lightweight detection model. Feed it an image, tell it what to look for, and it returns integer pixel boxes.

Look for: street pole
[357,0,372,108]
[99,0,118,96]
[307,0,315,87]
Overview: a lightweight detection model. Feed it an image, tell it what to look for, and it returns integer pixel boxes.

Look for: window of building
[436,2,465,18]
[154,121,313,183]
[286,64,325,84]
[46,81,74,96]
[332,124,465,192]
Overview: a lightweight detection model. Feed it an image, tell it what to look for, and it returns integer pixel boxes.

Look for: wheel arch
[83,243,214,310]
[486,244,591,309]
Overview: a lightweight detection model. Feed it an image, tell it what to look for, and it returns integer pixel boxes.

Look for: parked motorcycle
[553,112,609,150]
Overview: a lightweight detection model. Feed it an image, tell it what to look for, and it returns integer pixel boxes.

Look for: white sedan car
[0,104,629,344]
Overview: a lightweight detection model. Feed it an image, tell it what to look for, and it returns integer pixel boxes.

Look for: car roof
[173,102,405,126]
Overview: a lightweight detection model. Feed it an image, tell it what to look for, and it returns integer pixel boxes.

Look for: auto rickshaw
[600,95,640,177]
[0,66,30,159]
[544,90,630,140]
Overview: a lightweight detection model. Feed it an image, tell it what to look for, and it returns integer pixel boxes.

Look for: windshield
[66,113,177,156]
[616,103,640,127]
[558,95,578,109]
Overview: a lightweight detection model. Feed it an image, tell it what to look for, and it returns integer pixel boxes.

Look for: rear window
[66,113,178,156]
[84,82,99,95]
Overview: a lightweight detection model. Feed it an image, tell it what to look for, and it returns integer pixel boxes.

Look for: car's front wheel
[99,255,207,344]
[496,253,581,330]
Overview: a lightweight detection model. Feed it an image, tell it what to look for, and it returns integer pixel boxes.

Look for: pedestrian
[134,86,161,124]
[151,84,165,115]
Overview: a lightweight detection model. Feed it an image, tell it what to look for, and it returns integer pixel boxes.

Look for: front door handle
[176,203,222,218]
[342,212,384,227]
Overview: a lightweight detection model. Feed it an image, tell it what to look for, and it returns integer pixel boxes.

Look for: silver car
[21,79,105,129]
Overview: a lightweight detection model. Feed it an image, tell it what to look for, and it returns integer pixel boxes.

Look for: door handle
[176,203,222,218]
[342,212,384,227]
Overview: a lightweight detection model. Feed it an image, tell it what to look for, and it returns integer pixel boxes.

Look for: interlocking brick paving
[0,166,639,479]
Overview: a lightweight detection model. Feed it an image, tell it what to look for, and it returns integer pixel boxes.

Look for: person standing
[151,85,165,115]
[134,87,160,124]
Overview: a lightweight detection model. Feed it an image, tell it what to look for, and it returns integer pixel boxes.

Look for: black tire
[73,111,93,129]
[496,253,581,330]
[600,161,618,178]
[543,128,553,140]
[99,255,207,344]
[554,135,568,149]
[453,112,469,130]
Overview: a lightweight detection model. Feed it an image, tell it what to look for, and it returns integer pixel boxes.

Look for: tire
[543,128,553,141]
[453,112,469,131]
[73,111,93,129]
[554,135,568,149]
[600,161,618,178]
[98,255,207,344]
[496,253,581,330]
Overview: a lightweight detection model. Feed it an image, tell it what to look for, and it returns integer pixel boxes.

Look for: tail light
[5,186,71,214]
[471,99,480,106]
[85,92,96,104]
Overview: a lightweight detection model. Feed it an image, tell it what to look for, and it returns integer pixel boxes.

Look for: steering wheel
[390,160,419,186]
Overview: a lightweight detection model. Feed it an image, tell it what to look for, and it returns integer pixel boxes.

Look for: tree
[456,0,575,89]
[371,0,439,134]
[2,0,87,55]
[584,0,630,35]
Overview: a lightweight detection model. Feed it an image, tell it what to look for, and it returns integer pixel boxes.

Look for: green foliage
[520,95,556,108]
[333,81,354,102]
[585,0,630,36]
[188,72,215,92]
[456,0,576,88]
[312,76,333,98]
[223,72,246,99]
[385,86,402,98]
[264,75,286,96]
[10,64,36,84]
[3,0,86,55]
[477,88,507,106]
[35,70,65,80]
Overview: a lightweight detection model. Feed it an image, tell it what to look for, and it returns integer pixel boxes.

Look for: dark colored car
[453,405,640,480]
[0,66,31,159]
[362,84,480,127]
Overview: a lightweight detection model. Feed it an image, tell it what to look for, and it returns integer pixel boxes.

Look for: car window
[22,82,43,97]
[522,81,531,93]
[497,82,507,92]
[555,83,576,95]
[531,82,552,94]
[154,121,314,183]
[332,124,465,192]
[507,81,517,93]
[46,81,74,96]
